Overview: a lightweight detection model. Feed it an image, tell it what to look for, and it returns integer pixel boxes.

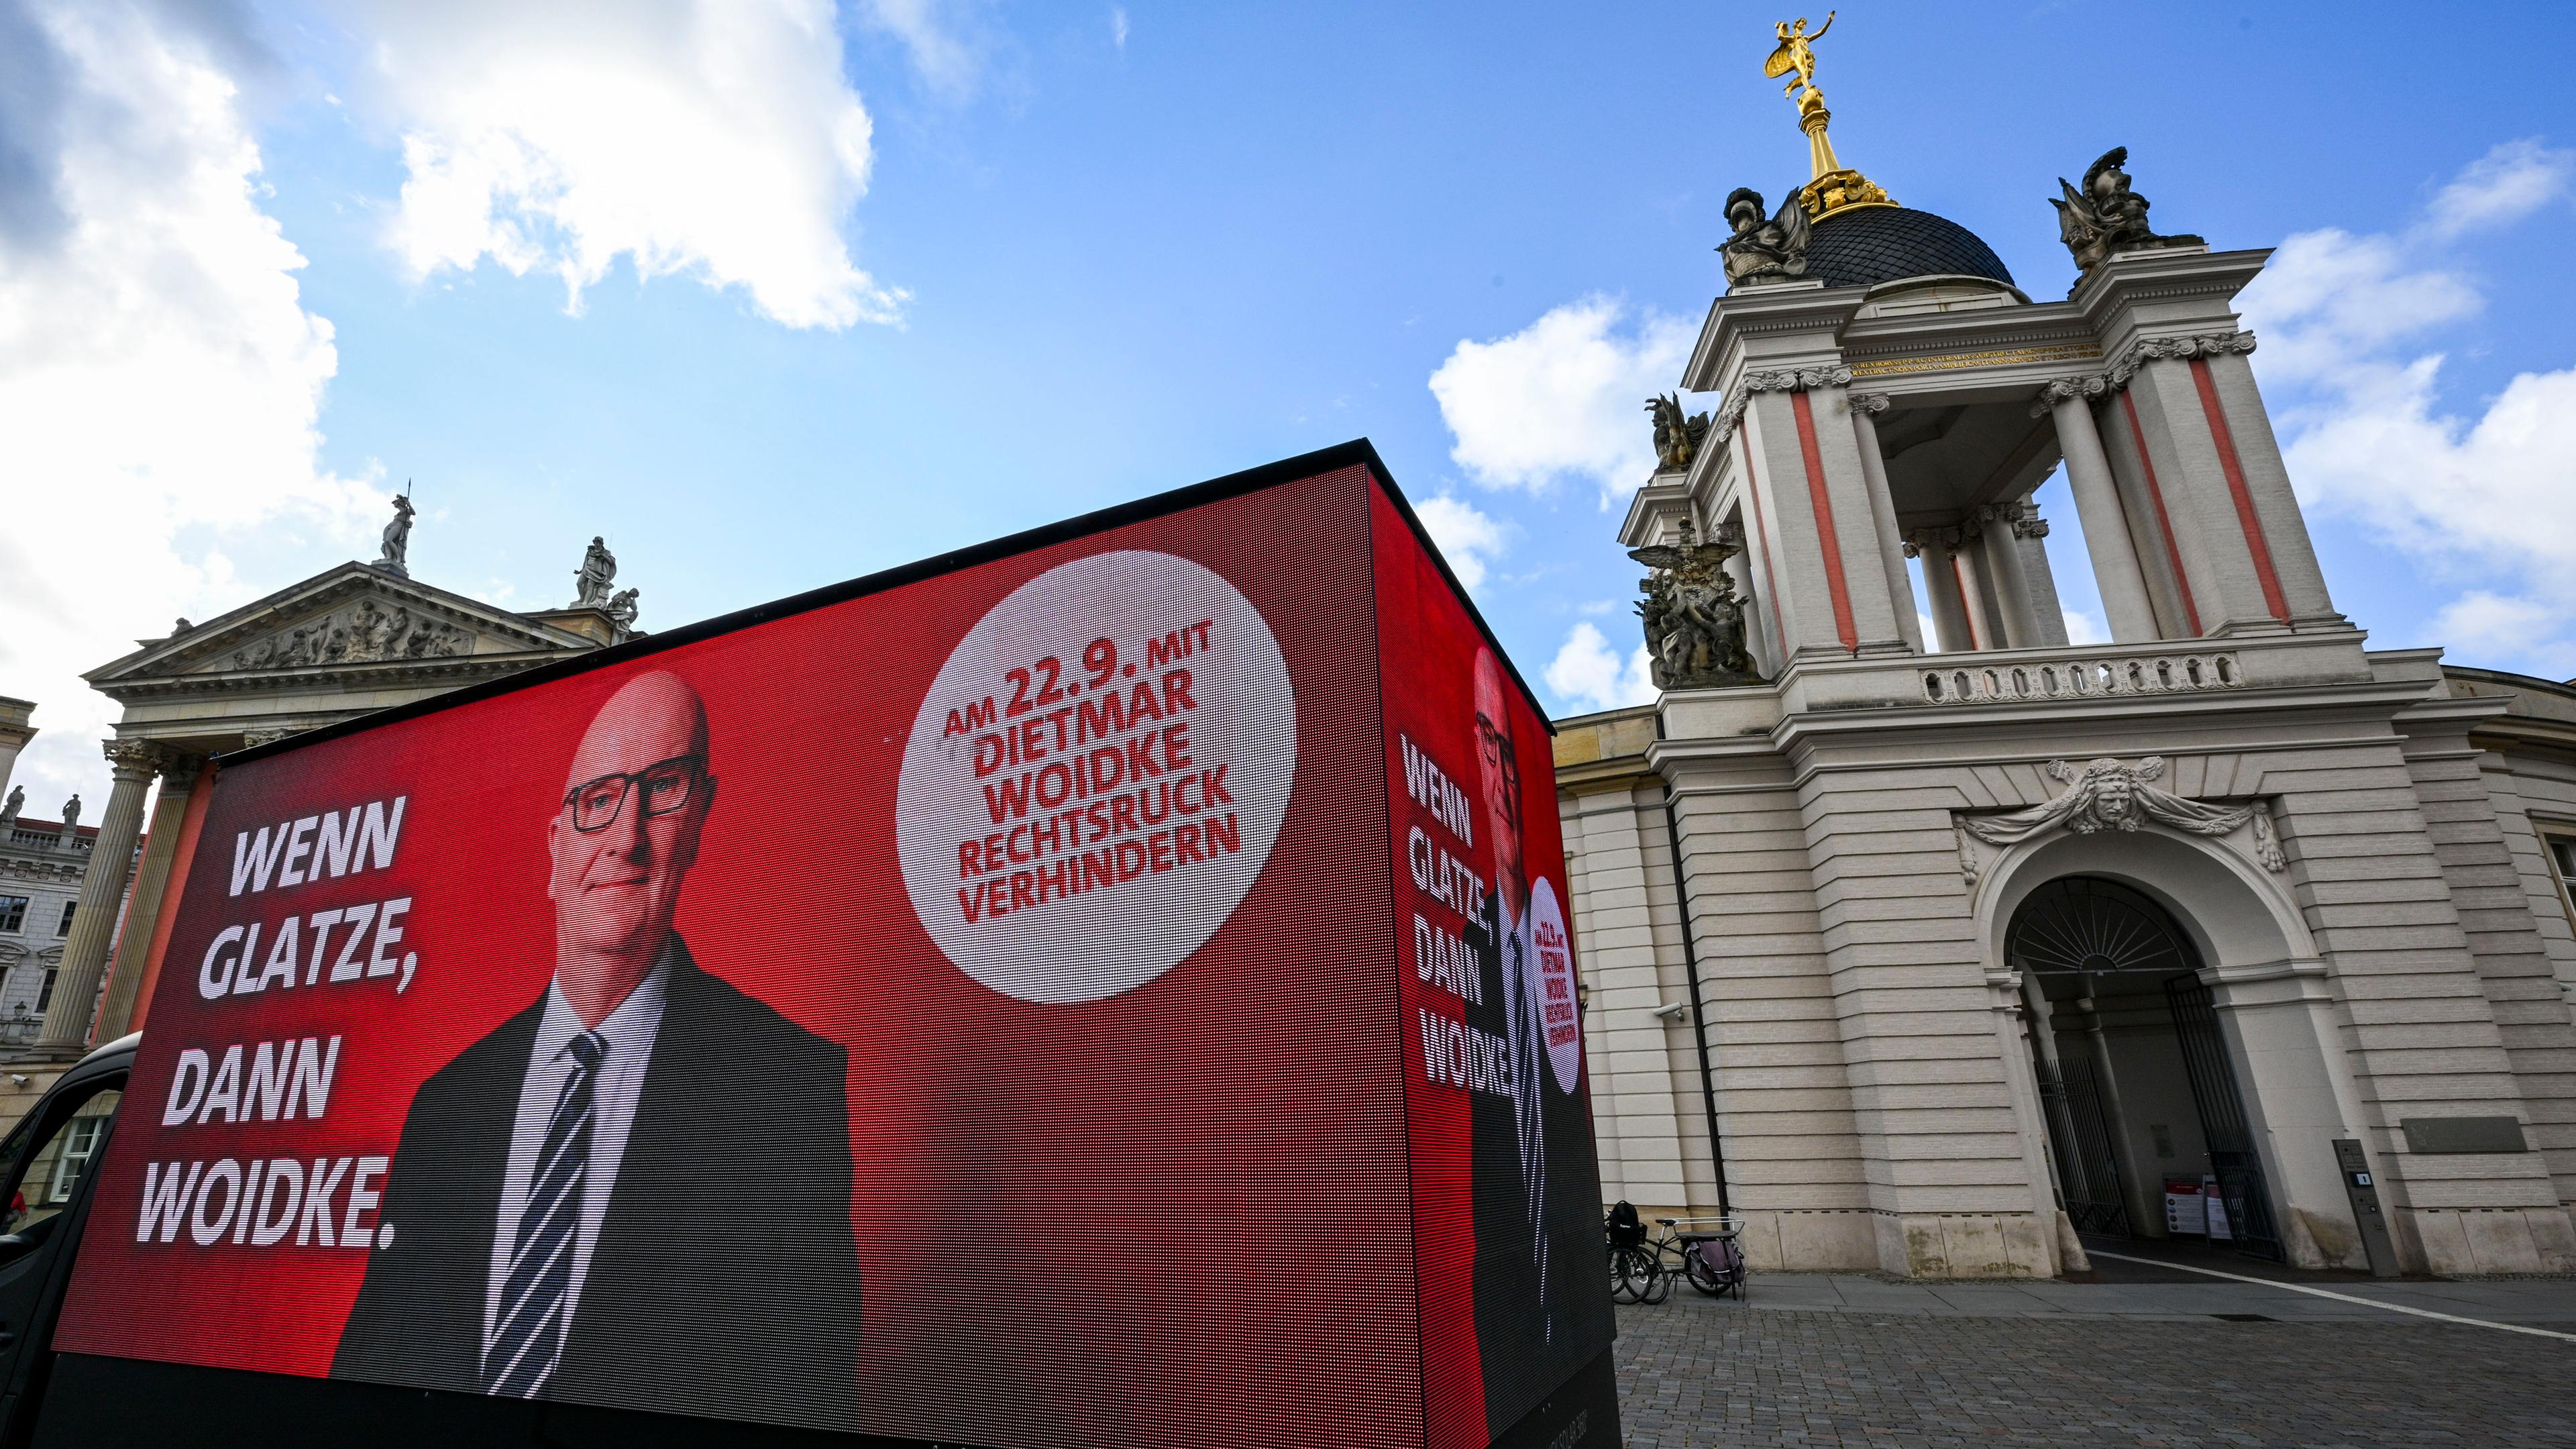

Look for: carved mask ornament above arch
[1952,755,2284,889]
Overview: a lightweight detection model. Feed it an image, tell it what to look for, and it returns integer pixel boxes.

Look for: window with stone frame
[2543,835,2576,933]
[52,901,73,938]
[34,963,57,1014]
[0,897,24,934]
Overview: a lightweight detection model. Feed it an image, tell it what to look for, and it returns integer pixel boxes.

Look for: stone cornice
[101,648,583,702]
[1711,366,1854,443]
[2027,331,2257,414]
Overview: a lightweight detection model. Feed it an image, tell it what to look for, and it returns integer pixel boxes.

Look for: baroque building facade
[0,513,635,1127]
[1556,40,2576,1279]
[0,701,107,1049]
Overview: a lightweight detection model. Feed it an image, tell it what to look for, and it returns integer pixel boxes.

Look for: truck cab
[0,1033,132,1446]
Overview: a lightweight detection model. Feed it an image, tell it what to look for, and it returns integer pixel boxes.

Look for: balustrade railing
[1921,650,2243,705]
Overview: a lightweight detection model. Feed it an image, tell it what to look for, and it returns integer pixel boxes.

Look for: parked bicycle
[1647,1216,1748,1300]
[1604,1201,1670,1304]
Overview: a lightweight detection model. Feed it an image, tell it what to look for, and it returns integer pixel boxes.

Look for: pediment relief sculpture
[1955,756,2284,883]
[229,594,473,672]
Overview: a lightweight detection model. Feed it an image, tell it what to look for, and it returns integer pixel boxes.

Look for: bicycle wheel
[1606,1246,1635,1303]
[1638,1248,1671,1304]
[1609,1246,1654,1303]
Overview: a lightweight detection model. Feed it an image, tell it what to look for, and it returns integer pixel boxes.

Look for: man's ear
[543,813,566,902]
[675,777,717,867]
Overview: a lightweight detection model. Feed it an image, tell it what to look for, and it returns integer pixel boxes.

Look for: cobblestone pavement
[1613,1290,2576,1447]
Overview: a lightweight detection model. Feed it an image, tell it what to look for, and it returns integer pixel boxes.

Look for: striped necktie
[484,1030,605,1398]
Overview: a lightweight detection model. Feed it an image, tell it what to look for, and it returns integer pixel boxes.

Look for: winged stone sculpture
[2051,147,2204,274]
[1719,186,1813,288]
[1630,523,1760,690]
[1646,394,1711,472]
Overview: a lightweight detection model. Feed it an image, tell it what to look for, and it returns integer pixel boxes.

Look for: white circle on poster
[1527,876,1581,1092]
[896,550,1296,1004]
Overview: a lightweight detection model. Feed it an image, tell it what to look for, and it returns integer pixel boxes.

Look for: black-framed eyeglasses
[563,754,708,833]
[1475,713,1520,783]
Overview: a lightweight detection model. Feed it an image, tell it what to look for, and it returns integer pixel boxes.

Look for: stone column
[2012,510,2072,648]
[1976,506,2042,649]
[1911,531,1979,653]
[38,740,162,1051]
[1847,393,1924,653]
[91,753,201,1042]
[2039,381,2159,643]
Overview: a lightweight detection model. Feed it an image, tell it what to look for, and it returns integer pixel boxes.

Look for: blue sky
[4,0,2574,810]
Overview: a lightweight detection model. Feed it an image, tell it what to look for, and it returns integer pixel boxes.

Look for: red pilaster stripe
[2118,390,2204,636]
[1738,426,1791,665]
[2189,357,2290,624]
[1949,551,1981,650]
[1788,389,1859,654]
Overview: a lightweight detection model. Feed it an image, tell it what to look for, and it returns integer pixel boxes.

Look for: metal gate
[2033,1052,2131,1236]
[2165,975,2284,1262]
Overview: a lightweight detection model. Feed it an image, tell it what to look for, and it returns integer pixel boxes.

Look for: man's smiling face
[547,672,714,964]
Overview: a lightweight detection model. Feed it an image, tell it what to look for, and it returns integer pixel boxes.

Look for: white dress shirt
[480,948,672,1359]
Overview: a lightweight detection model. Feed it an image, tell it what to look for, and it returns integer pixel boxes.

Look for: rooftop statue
[1754,11,1892,222]
[606,587,641,631]
[1762,11,1833,97]
[376,492,415,577]
[2051,146,2204,275]
[572,535,618,608]
[1630,523,1760,691]
[1646,393,1712,472]
[1719,185,1813,287]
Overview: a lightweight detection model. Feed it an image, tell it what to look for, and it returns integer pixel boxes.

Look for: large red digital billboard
[54,445,1616,1448]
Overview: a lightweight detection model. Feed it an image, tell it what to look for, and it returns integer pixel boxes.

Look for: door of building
[2032,1051,2131,1236]
[2165,975,2284,1262]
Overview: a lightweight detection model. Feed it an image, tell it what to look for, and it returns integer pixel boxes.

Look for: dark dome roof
[1804,205,2015,291]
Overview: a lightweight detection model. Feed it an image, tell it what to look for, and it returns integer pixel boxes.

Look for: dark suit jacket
[333,943,864,1430]
[1465,888,1612,1434]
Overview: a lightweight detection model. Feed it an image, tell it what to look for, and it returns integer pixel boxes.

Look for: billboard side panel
[58,465,1423,1449]
[1369,482,1614,1447]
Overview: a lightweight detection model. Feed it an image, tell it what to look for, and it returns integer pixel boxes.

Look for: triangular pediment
[89,562,602,689]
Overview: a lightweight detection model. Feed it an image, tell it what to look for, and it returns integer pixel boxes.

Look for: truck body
[0,443,1619,1448]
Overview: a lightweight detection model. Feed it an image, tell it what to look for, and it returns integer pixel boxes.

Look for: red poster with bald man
[50,444,1617,1449]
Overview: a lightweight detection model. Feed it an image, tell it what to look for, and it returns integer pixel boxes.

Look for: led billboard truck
[0,442,1619,1448]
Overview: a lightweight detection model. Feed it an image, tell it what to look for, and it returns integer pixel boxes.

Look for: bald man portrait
[333,672,865,1427]
[1464,649,1609,1428]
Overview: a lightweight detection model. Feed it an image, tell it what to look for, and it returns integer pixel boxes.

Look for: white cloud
[2060,608,2107,646]
[856,0,985,99]
[1428,296,1698,505]
[364,0,904,329]
[2237,140,2576,675]
[1546,622,1656,716]
[1412,493,1505,590]
[2237,229,2480,383]
[2422,138,2575,240]
[1110,5,1129,52]
[0,0,373,812]
[2430,593,2576,678]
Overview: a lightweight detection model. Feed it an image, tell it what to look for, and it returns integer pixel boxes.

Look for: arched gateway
[2007,875,2279,1261]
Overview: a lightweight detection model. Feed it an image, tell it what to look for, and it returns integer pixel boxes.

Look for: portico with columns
[1,510,635,1126]
[1562,29,2576,1281]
